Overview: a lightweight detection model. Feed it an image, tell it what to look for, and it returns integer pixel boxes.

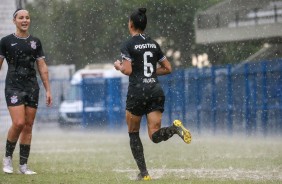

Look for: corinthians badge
[10,95,18,104]
[30,41,37,49]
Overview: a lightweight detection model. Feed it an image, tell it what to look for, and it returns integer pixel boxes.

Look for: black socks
[129,132,148,176]
[152,126,176,143]
[5,140,32,165]
[20,144,31,165]
[5,140,17,157]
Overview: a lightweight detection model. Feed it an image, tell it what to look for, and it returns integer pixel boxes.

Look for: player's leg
[126,110,142,132]
[3,105,26,174]
[147,96,192,144]
[147,111,176,143]
[18,106,37,175]
[147,113,192,144]
[18,90,39,175]
[146,96,175,143]
[126,110,151,180]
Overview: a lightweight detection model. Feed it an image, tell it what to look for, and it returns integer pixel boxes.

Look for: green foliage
[27,0,125,68]
[26,0,260,69]
[26,0,223,69]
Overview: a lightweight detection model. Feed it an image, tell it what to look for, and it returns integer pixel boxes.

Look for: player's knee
[12,121,25,131]
[21,128,33,137]
[25,120,34,127]
[23,123,33,132]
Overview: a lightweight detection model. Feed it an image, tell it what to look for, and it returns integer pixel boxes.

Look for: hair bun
[138,8,146,14]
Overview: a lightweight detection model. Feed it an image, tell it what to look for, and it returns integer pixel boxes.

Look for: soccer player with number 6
[114,8,192,181]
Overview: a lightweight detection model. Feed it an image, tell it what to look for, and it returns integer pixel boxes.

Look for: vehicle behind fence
[1,59,281,135]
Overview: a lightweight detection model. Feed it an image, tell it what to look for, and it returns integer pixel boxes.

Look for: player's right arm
[0,58,3,70]
[0,37,5,70]
[154,40,172,76]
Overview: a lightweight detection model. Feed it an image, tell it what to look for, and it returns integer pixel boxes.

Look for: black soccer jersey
[0,33,45,89]
[121,34,166,99]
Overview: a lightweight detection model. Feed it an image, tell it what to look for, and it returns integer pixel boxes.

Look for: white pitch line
[32,148,111,154]
[113,168,282,181]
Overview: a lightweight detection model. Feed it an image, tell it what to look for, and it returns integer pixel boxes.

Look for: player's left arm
[114,59,132,76]
[116,40,133,76]
[37,58,52,107]
[156,58,172,76]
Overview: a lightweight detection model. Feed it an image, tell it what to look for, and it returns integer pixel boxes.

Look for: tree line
[27,0,261,69]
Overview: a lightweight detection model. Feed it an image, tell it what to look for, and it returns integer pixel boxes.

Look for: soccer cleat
[3,156,13,174]
[136,173,152,181]
[173,120,192,144]
[19,164,37,175]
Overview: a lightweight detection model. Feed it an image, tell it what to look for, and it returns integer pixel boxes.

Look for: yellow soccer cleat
[173,120,192,144]
[137,173,152,181]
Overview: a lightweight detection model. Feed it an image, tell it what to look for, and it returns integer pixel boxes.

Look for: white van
[58,64,124,127]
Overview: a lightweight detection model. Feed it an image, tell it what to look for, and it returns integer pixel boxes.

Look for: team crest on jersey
[30,41,37,49]
[10,95,18,104]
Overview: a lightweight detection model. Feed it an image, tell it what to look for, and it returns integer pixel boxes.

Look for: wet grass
[0,124,281,184]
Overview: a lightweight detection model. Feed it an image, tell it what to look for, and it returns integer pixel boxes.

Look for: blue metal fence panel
[81,77,107,127]
[227,65,233,135]
[106,78,123,129]
[36,78,70,122]
[81,77,123,128]
[157,59,281,135]
[2,59,279,135]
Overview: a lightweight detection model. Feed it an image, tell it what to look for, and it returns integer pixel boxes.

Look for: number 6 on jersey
[144,51,153,77]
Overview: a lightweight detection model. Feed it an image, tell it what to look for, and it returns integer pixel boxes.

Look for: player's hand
[46,91,52,107]
[114,60,122,70]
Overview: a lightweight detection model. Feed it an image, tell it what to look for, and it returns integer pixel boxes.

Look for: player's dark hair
[13,8,24,18]
[130,8,147,31]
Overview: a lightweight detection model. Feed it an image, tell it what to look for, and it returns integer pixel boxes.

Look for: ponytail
[130,8,147,31]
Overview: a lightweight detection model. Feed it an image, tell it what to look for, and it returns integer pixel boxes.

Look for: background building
[195,0,282,44]
[195,0,282,62]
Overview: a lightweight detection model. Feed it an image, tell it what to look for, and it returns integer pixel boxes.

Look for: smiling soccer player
[0,8,52,175]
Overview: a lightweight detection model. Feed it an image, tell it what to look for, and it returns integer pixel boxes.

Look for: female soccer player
[0,9,52,174]
[114,8,191,180]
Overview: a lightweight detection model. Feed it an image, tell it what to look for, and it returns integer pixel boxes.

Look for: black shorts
[126,96,165,116]
[5,88,39,108]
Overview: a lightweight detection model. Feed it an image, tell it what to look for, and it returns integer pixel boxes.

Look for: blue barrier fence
[159,59,282,135]
[0,59,281,135]
[80,77,123,128]
[80,59,282,135]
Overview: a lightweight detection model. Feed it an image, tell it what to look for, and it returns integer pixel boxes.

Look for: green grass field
[0,123,281,184]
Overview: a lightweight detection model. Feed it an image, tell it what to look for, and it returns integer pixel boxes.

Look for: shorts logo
[30,41,37,49]
[10,95,18,104]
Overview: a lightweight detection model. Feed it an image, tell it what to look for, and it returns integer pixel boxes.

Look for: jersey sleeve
[0,37,6,59]
[120,41,132,62]
[35,38,45,61]
[156,42,166,62]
